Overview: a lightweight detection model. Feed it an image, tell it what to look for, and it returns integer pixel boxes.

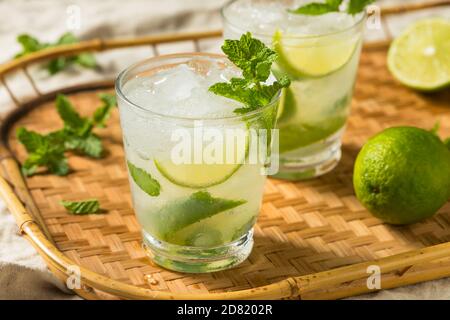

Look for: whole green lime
[353,126,450,225]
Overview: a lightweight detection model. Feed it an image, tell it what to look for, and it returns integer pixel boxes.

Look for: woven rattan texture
[7,45,450,294]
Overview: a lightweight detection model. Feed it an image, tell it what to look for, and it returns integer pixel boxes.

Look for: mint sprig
[290,0,374,16]
[60,199,101,215]
[14,32,97,75]
[209,32,290,114]
[17,93,116,176]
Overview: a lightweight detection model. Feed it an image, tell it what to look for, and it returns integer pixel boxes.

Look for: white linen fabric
[0,0,449,300]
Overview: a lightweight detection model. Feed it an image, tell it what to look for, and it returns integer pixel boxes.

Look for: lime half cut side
[388,18,450,91]
[273,30,357,78]
[155,130,249,189]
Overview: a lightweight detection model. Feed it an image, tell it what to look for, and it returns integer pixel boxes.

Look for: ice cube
[123,62,242,119]
[148,64,202,102]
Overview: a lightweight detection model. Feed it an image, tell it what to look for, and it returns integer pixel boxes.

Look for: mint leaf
[56,94,90,133]
[17,93,113,176]
[221,32,277,82]
[289,3,339,15]
[209,78,259,110]
[61,199,100,215]
[209,32,290,113]
[56,32,78,45]
[289,0,342,15]
[15,34,45,58]
[14,32,97,75]
[55,94,116,158]
[153,191,246,238]
[290,0,371,15]
[16,127,46,153]
[93,93,117,127]
[347,0,375,14]
[46,155,70,176]
[65,133,103,158]
[210,77,287,114]
[47,58,70,75]
[76,53,97,68]
[17,127,68,176]
[327,0,344,7]
[127,161,160,197]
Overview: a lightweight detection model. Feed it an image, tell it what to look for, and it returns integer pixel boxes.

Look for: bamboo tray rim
[2,81,450,300]
[1,0,450,300]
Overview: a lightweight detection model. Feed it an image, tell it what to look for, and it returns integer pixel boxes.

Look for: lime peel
[387,18,450,91]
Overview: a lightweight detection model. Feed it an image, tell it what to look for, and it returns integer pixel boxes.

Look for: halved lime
[387,18,450,91]
[273,30,357,78]
[155,130,249,188]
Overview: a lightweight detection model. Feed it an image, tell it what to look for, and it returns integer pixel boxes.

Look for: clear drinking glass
[223,0,366,180]
[116,53,280,273]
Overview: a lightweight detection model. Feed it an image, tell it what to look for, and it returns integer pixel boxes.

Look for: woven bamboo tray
[1,1,450,300]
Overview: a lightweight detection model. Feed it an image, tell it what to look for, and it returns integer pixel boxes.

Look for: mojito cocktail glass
[223,0,365,180]
[116,53,279,273]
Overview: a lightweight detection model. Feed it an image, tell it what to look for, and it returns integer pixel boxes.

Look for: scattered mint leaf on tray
[17,93,116,176]
[153,191,246,239]
[60,199,101,215]
[17,128,68,176]
[127,161,161,197]
[64,134,103,158]
[15,35,45,58]
[14,32,97,75]
[56,94,91,134]
[209,32,290,114]
[55,93,115,158]
[93,94,117,128]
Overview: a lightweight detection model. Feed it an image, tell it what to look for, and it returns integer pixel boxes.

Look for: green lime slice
[154,160,243,189]
[277,87,297,124]
[155,130,249,189]
[387,18,450,91]
[273,30,357,78]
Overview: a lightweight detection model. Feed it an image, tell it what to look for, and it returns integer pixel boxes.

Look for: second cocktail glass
[223,0,365,180]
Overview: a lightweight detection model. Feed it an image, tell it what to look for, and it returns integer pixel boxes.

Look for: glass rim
[221,0,367,40]
[115,52,281,122]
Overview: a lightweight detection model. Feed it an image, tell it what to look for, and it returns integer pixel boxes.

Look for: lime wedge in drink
[276,82,349,153]
[155,130,249,188]
[154,161,243,189]
[273,30,357,78]
[277,87,297,124]
[387,18,450,91]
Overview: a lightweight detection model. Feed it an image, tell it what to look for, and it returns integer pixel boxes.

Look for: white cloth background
[0,0,449,300]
